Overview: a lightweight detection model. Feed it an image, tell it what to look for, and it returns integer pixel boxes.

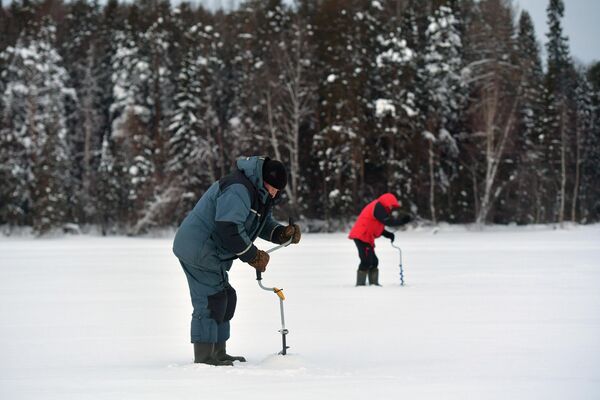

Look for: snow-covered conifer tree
[108,26,155,229]
[543,0,575,224]
[219,4,263,172]
[419,5,466,222]
[312,1,387,222]
[512,10,546,223]
[96,135,120,234]
[581,63,600,222]
[371,10,418,210]
[141,13,174,171]
[166,21,221,220]
[0,19,75,233]
[61,0,105,226]
[570,69,594,222]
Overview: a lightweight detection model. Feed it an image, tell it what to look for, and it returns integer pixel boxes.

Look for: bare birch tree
[262,10,316,218]
[474,79,522,224]
[464,0,522,225]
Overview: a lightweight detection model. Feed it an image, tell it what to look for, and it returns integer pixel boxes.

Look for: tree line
[1,0,599,234]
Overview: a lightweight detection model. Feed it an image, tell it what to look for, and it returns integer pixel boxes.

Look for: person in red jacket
[349,193,403,286]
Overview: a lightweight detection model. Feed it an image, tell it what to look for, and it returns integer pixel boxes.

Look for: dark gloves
[277,223,301,244]
[381,230,395,242]
[398,213,412,225]
[248,249,270,272]
[387,211,413,227]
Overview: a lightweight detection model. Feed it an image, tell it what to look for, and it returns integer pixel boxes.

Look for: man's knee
[207,289,228,324]
[371,256,379,269]
[206,284,237,323]
[223,285,237,321]
[358,262,370,271]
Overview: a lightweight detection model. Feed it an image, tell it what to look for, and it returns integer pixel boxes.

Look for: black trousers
[354,239,379,271]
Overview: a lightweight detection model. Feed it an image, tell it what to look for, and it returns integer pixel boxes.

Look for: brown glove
[279,223,301,244]
[248,249,270,272]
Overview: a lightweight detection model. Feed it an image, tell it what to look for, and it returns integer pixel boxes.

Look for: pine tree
[393,0,428,218]
[4,0,36,51]
[0,22,36,228]
[166,21,220,220]
[239,0,291,161]
[419,4,465,223]
[0,19,75,233]
[583,62,600,222]
[220,4,264,171]
[61,0,105,226]
[512,10,545,223]
[96,135,119,234]
[370,1,420,217]
[108,26,154,230]
[311,0,378,223]
[543,0,575,223]
[123,10,181,234]
[571,68,594,222]
[0,0,10,52]
[141,10,175,176]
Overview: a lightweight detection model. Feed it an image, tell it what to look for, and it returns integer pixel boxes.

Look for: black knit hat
[262,158,287,190]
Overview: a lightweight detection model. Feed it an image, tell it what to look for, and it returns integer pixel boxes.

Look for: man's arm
[388,211,413,227]
[259,210,283,243]
[373,202,390,224]
[375,202,413,227]
[213,184,257,263]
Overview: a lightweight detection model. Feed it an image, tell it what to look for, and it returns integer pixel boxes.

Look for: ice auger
[256,218,295,355]
[391,241,404,286]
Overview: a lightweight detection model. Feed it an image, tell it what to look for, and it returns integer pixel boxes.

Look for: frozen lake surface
[1,225,599,399]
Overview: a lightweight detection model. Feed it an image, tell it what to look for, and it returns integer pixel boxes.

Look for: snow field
[1,225,599,399]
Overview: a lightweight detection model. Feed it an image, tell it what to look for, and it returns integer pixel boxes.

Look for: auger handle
[256,217,295,282]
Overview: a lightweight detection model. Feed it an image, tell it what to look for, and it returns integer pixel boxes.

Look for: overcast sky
[516,0,599,65]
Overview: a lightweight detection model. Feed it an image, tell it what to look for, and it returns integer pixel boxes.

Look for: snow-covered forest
[1,0,599,235]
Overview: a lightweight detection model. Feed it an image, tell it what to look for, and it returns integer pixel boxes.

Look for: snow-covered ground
[1,225,599,400]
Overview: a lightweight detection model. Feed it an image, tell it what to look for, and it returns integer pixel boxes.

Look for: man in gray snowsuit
[173,156,301,366]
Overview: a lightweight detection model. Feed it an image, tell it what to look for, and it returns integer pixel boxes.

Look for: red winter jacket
[348,193,400,247]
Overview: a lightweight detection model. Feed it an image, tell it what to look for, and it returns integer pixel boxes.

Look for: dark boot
[356,270,367,286]
[368,268,380,286]
[193,342,233,366]
[214,342,246,362]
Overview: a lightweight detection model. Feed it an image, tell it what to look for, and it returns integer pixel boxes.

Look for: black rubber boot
[368,268,381,286]
[214,342,246,362]
[356,270,367,286]
[193,343,233,366]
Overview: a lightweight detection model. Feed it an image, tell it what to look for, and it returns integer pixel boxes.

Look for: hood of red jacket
[378,193,400,212]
